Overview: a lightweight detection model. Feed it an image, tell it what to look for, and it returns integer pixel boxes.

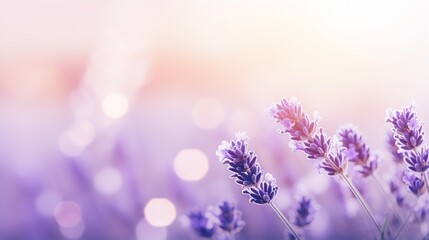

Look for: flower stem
[393,198,418,240]
[269,202,301,240]
[423,171,429,194]
[371,174,403,222]
[340,173,382,234]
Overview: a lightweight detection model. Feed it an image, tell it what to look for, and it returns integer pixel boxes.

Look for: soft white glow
[58,121,95,157]
[59,221,85,239]
[58,132,84,157]
[135,218,167,240]
[93,167,123,195]
[144,198,176,227]
[55,201,82,228]
[102,93,129,119]
[35,190,62,217]
[173,149,209,181]
[191,98,225,129]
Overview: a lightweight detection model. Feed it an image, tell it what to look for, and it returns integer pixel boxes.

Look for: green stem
[340,173,382,234]
[269,202,301,240]
[371,174,403,222]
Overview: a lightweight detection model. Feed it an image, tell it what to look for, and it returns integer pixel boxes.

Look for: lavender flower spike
[294,196,316,227]
[242,173,279,205]
[216,132,263,187]
[268,97,318,141]
[402,171,426,197]
[319,137,348,176]
[212,201,245,234]
[386,105,424,151]
[403,147,429,173]
[187,211,216,238]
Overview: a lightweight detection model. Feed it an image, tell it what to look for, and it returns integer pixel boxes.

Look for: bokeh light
[102,93,129,119]
[173,149,209,181]
[191,98,225,129]
[143,198,176,227]
[92,166,123,195]
[54,201,82,228]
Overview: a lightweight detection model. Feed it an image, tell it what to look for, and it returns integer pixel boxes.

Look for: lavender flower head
[319,136,348,176]
[403,147,429,173]
[217,133,278,204]
[294,196,316,227]
[402,171,426,197]
[386,104,424,151]
[211,201,245,234]
[187,210,216,238]
[267,97,319,141]
[337,125,378,177]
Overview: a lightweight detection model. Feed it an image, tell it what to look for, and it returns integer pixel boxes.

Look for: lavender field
[1,1,429,239]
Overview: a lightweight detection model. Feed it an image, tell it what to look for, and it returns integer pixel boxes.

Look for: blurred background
[1,0,429,239]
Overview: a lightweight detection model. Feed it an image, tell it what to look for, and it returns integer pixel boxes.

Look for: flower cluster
[293,196,316,227]
[216,132,278,204]
[187,201,245,239]
[402,171,426,197]
[337,126,378,177]
[268,98,347,176]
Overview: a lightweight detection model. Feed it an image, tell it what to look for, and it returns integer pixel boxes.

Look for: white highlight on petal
[93,167,123,195]
[192,98,225,129]
[54,201,82,228]
[173,149,209,181]
[144,198,176,227]
[102,93,129,119]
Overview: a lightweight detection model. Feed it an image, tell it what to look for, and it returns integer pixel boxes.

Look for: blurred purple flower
[187,210,217,238]
[267,97,318,141]
[337,126,370,165]
[216,132,263,187]
[402,171,426,196]
[355,155,379,177]
[294,196,315,227]
[386,105,424,151]
[212,201,245,234]
[242,173,279,205]
[387,132,404,164]
[403,147,429,173]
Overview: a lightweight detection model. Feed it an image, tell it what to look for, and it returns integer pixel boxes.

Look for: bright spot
[93,167,123,195]
[68,121,95,147]
[173,149,209,181]
[58,132,84,157]
[54,201,82,228]
[144,198,176,227]
[135,218,167,240]
[35,190,62,217]
[59,221,85,239]
[102,93,129,119]
[191,98,225,129]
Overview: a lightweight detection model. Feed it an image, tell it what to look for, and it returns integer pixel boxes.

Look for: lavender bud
[294,196,316,227]
[187,211,217,238]
[242,173,279,205]
[402,171,426,196]
[403,147,429,173]
[212,201,245,234]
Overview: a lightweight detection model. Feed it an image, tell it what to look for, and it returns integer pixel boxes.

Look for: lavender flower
[386,105,424,151]
[217,133,278,205]
[294,196,315,227]
[268,97,318,141]
[387,132,404,164]
[187,211,216,238]
[216,132,263,187]
[403,147,429,173]
[212,201,245,233]
[300,128,330,159]
[402,171,426,197]
[318,137,348,176]
[242,173,279,205]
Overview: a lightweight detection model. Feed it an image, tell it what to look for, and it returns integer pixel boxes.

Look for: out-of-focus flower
[403,147,429,173]
[386,105,424,151]
[267,97,318,141]
[217,133,278,205]
[387,132,404,164]
[413,199,429,223]
[402,171,426,197]
[294,196,316,227]
[212,201,245,234]
[187,210,217,238]
[242,173,279,205]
